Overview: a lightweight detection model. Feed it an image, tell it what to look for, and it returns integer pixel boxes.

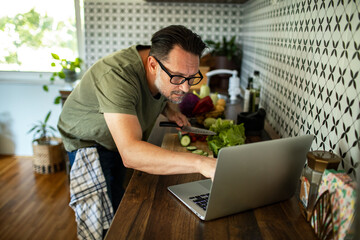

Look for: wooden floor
[0,155,77,240]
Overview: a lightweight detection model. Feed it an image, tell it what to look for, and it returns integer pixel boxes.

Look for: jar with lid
[298,150,341,221]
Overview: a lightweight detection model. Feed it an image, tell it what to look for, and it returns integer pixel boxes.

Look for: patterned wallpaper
[84,1,241,67]
[83,0,359,178]
[240,0,359,178]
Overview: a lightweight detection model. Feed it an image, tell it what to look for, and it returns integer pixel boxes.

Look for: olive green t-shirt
[58,45,167,152]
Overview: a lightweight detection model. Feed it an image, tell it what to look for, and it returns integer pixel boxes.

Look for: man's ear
[148,56,158,74]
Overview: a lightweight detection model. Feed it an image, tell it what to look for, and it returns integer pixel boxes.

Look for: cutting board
[161,133,213,157]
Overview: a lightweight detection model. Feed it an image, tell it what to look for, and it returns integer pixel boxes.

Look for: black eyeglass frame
[154,57,203,86]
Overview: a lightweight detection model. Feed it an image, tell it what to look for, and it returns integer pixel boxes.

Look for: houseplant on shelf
[43,53,83,104]
[204,36,242,70]
[203,36,242,93]
[28,111,65,174]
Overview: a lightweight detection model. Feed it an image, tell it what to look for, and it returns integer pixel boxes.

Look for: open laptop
[168,134,314,221]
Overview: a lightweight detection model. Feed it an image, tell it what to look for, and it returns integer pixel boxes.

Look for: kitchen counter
[104,103,316,239]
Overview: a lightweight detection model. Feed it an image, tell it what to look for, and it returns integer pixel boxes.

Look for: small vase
[62,69,78,83]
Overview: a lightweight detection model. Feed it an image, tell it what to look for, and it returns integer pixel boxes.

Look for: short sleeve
[95,69,139,115]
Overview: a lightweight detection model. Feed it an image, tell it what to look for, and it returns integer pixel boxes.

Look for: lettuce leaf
[207,118,245,156]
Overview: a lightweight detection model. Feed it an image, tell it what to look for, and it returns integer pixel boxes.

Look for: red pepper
[189,133,207,142]
[189,133,197,142]
[191,96,214,115]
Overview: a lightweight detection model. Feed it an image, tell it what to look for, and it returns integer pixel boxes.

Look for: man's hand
[199,157,217,181]
[163,102,190,127]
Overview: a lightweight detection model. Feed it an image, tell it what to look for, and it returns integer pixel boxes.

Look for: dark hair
[149,25,206,61]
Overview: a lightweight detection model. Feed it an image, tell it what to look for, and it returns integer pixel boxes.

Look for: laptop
[168,134,314,221]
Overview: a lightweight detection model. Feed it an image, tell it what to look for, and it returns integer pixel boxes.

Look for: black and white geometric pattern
[84,0,359,179]
[84,1,241,67]
[240,0,359,179]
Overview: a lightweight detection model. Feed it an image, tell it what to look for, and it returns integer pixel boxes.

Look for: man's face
[154,45,200,104]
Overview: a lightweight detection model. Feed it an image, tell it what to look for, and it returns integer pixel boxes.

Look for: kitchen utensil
[159,121,216,135]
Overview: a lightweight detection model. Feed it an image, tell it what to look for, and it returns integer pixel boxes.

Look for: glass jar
[298,150,341,221]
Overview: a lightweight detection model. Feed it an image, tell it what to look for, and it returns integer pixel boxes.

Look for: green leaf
[54,96,61,104]
[51,53,60,60]
[44,111,51,123]
[207,119,245,156]
[27,125,38,134]
[49,126,57,131]
[51,62,56,67]
[43,85,49,92]
[58,71,65,79]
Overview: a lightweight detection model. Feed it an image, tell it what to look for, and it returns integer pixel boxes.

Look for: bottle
[252,71,260,89]
[251,71,260,112]
[243,77,252,112]
[298,150,341,221]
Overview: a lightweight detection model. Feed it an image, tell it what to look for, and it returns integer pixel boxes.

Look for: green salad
[206,118,246,157]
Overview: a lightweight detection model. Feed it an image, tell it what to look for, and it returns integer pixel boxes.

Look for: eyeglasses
[154,57,203,86]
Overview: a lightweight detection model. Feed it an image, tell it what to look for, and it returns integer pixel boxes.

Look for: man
[58,25,216,239]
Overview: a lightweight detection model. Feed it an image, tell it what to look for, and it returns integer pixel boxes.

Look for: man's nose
[179,81,191,92]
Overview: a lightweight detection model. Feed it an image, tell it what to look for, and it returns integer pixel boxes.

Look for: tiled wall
[84,1,241,67]
[84,0,359,178]
[240,0,359,178]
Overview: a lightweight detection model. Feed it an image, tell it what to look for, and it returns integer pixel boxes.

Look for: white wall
[0,81,64,156]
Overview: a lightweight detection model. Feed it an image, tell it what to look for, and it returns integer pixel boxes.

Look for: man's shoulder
[108,45,149,62]
[87,45,142,80]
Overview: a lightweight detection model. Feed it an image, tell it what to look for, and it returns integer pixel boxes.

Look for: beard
[154,69,186,104]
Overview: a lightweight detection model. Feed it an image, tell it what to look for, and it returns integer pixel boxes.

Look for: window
[0,0,80,73]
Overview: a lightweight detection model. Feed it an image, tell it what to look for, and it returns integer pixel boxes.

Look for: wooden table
[105,133,317,240]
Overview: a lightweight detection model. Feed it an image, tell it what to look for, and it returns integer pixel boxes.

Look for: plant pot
[32,137,65,174]
[208,56,238,94]
[62,69,78,83]
[213,56,237,71]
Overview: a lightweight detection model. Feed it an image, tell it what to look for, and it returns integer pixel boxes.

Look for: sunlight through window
[0,0,78,72]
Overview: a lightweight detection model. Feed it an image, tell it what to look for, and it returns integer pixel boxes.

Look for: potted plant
[203,36,242,93]
[28,111,65,174]
[204,36,242,70]
[43,53,83,104]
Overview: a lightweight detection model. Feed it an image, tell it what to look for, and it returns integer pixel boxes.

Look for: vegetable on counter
[189,132,207,142]
[193,85,210,99]
[196,98,226,125]
[206,118,246,157]
[192,149,204,155]
[186,146,197,151]
[178,131,191,147]
[203,117,216,129]
[179,93,200,117]
[179,84,225,121]
[210,93,219,105]
[192,96,214,115]
[178,132,209,156]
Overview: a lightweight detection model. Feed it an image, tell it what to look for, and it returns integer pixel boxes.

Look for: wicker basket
[32,137,65,174]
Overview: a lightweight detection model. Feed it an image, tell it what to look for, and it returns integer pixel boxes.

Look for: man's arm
[104,112,216,179]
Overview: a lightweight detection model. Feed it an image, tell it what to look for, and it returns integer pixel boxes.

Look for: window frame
[0,0,84,85]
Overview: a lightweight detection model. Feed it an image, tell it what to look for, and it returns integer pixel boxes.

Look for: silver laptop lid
[204,134,314,220]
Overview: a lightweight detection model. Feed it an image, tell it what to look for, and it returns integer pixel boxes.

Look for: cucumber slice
[180,135,191,147]
[178,131,183,141]
[186,146,197,151]
[192,149,204,155]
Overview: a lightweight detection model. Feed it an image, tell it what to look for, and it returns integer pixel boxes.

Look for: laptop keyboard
[189,193,209,210]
